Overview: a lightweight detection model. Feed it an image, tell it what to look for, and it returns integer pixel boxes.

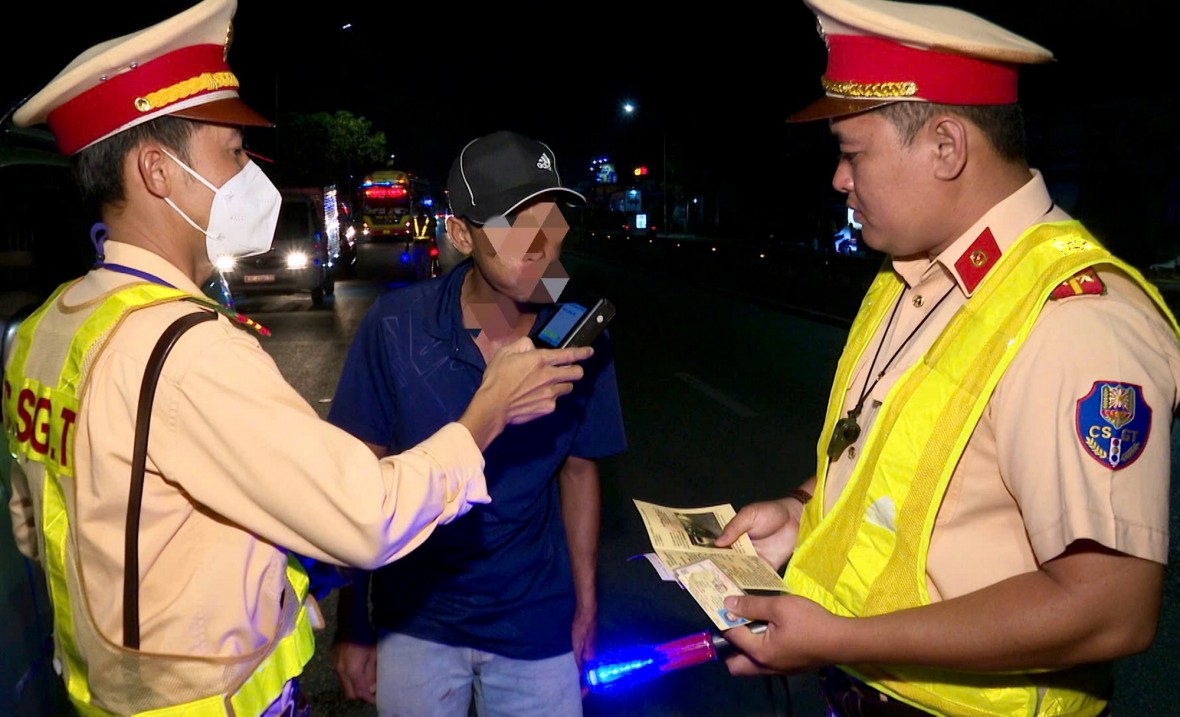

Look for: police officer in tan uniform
[1,1,592,715]
[714,1,1180,715]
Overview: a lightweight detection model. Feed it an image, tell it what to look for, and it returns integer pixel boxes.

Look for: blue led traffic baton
[583,622,768,693]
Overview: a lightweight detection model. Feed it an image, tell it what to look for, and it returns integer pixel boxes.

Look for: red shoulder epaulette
[1050,268,1105,300]
[182,296,271,336]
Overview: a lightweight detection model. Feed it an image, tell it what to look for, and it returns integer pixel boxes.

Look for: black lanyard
[826,284,956,460]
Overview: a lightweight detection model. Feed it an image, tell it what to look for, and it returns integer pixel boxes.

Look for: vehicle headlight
[214,255,236,272]
[286,252,309,269]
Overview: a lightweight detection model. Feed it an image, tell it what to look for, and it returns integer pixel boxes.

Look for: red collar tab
[1050,268,1105,300]
[47,44,234,155]
[823,35,1020,105]
[953,227,1002,294]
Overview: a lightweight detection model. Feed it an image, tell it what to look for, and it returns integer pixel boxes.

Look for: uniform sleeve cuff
[1028,508,1168,565]
[416,422,490,510]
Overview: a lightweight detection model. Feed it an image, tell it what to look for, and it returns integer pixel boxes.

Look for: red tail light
[363,186,407,200]
[430,247,440,258]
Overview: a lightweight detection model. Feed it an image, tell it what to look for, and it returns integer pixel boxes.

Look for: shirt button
[848,446,857,459]
[912,295,925,308]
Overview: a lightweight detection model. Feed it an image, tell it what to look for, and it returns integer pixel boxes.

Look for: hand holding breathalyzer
[459,338,592,449]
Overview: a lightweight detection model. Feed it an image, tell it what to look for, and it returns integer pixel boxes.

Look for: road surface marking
[674,372,756,417]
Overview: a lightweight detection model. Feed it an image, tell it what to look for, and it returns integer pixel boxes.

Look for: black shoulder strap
[123,308,218,649]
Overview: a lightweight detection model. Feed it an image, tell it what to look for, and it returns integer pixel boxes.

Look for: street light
[620,100,667,234]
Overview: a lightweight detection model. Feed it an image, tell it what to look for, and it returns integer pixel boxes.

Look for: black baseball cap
[447,130,586,224]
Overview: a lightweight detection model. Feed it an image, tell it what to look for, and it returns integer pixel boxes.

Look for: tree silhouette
[272,110,386,191]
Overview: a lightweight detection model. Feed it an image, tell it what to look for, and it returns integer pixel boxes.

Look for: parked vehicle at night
[216,186,342,307]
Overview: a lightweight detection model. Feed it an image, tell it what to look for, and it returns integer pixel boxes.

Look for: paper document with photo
[633,499,786,591]
[675,559,752,631]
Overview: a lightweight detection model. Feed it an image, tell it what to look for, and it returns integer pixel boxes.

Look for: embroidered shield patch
[1075,382,1151,470]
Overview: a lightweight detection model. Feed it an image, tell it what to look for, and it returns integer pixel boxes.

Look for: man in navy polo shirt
[329,130,627,716]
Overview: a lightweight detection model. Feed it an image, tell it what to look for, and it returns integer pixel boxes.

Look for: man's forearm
[828,542,1162,672]
[560,457,601,610]
[457,390,505,452]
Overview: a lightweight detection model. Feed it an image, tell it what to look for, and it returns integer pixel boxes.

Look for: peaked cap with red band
[790,0,1053,122]
[13,0,271,155]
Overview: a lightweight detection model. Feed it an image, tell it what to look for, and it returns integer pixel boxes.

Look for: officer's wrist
[786,488,811,524]
[787,488,813,506]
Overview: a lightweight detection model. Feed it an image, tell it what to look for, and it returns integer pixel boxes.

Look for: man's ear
[929,115,968,182]
[135,144,175,199]
[445,216,475,256]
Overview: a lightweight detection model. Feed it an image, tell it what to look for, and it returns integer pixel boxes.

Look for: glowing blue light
[585,656,655,689]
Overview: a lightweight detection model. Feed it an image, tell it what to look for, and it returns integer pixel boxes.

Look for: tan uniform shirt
[824,171,1179,601]
[7,242,490,656]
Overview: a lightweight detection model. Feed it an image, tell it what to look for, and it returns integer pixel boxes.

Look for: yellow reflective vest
[3,281,315,716]
[787,221,1180,716]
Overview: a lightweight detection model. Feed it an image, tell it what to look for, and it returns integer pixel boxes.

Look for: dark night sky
[4,2,1177,256]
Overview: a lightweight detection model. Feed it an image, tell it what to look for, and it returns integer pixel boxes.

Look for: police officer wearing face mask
[2,1,593,715]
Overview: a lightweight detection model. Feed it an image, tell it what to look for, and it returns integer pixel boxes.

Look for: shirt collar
[424,258,474,341]
[101,241,206,295]
[892,170,1069,295]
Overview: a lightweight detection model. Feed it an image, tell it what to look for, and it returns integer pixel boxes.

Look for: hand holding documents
[632,499,787,592]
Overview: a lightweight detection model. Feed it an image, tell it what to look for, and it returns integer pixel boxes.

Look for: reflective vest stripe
[133,557,314,717]
[18,284,183,706]
[72,699,119,717]
[3,290,91,701]
[23,285,193,709]
[229,562,315,716]
[803,269,903,594]
[45,458,89,703]
[6,282,316,716]
[787,221,1179,715]
[3,283,69,407]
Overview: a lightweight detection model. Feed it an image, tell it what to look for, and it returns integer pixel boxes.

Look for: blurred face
[830,110,942,258]
[470,200,569,303]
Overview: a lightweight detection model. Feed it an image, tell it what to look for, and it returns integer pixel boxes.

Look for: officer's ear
[135,143,176,199]
[929,114,968,182]
[445,216,475,257]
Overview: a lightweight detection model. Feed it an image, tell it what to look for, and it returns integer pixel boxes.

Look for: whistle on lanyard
[583,622,768,694]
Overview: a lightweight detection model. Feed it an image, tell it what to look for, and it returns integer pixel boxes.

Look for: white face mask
[161,149,282,262]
